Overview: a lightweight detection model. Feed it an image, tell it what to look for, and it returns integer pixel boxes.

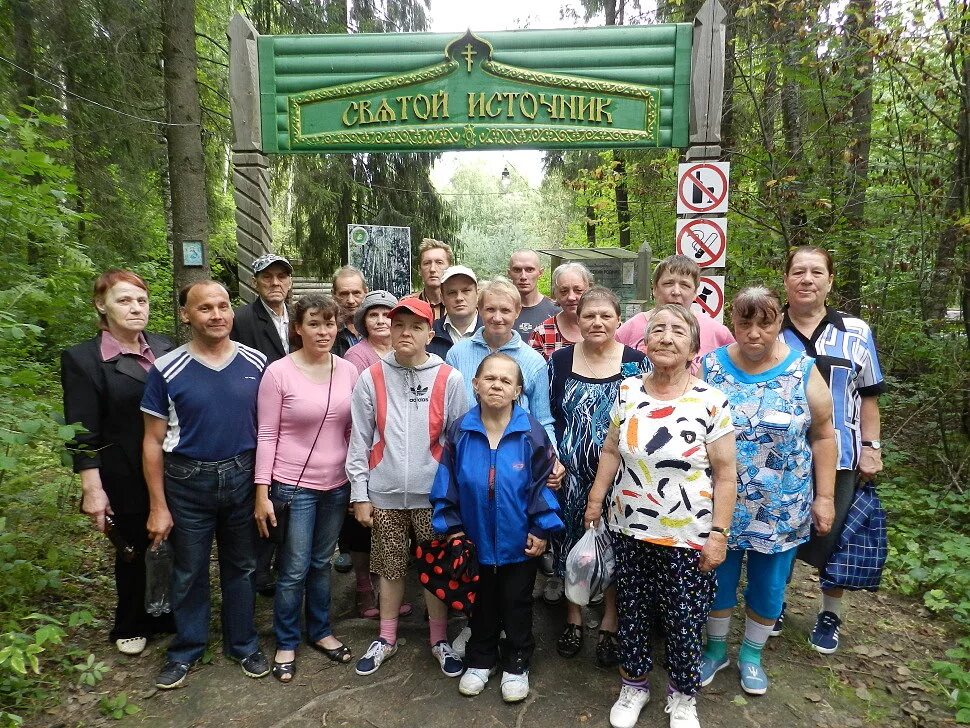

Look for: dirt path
[41,563,958,727]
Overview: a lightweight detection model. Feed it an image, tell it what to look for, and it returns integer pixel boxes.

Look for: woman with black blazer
[61,269,175,655]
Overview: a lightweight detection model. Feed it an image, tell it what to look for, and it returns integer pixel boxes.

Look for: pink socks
[379,618,398,645]
[429,617,448,646]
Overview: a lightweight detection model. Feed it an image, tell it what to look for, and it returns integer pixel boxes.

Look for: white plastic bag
[564,521,615,606]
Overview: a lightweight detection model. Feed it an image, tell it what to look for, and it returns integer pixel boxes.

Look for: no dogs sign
[677,162,730,215]
[692,276,725,324]
[676,218,727,268]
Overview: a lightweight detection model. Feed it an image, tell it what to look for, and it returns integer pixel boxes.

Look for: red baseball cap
[389,298,434,327]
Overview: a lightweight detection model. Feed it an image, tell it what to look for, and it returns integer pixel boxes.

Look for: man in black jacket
[230,253,293,595]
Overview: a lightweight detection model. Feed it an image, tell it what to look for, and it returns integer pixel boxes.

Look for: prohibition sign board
[677,161,730,214]
[691,275,725,324]
[676,217,727,268]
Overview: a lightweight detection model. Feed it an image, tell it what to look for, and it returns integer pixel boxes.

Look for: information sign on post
[677,161,730,215]
[675,217,727,268]
[692,275,725,324]
[347,225,412,300]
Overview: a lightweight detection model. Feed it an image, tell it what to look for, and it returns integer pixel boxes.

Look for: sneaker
[770,602,786,637]
[458,666,496,696]
[543,576,564,605]
[699,653,729,687]
[333,551,353,573]
[810,611,841,654]
[540,550,554,577]
[155,660,191,689]
[738,660,769,695]
[432,640,463,678]
[665,691,700,728]
[116,637,147,656]
[501,671,529,702]
[452,626,472,659]
[610,683,650,728]
[355,638,398,676]
[238,650,270,679]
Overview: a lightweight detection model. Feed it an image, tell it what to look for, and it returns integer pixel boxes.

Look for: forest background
[0,0,967,724]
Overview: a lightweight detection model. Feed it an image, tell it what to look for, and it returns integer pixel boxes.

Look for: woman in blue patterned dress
[699,287,836,696]
[547,287,648,667]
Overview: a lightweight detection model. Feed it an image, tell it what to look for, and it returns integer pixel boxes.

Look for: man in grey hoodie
[347,298,468,679]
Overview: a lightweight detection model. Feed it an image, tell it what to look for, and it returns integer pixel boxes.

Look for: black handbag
[265,354,334,545]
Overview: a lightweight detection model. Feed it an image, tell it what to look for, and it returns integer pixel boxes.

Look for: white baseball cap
[440,265,478,285]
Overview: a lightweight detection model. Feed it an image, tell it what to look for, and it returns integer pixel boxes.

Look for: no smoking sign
[676,217,727,268]
[677,161,730,215]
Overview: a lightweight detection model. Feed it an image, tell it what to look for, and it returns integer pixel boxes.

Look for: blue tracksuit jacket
[430,404,564,567]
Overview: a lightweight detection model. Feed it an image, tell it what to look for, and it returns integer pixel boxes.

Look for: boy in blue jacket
[431,352,564,703]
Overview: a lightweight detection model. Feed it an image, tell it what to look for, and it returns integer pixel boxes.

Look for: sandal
[556,623,584,658]
[596,630,621,668]
[272,660,295,682]
[308,640,353,664]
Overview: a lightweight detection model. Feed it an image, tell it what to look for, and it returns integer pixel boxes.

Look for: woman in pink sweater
[254,294,359,682]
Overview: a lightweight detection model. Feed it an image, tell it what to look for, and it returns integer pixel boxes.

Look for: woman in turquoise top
[698,287,836,697]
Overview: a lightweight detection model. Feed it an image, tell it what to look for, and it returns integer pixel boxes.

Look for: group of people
[60,239,884,728]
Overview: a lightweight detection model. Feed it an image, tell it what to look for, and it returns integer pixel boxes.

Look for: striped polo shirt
[781,307,885,471]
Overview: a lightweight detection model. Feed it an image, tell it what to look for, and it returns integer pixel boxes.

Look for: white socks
[821,593,843,618]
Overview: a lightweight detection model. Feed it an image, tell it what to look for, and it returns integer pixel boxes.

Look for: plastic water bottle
[144,541,173,616]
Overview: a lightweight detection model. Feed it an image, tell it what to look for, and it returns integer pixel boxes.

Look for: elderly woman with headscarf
[698,287,836,696]
[584,304,737,728]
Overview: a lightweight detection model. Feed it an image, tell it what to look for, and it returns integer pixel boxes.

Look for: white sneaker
[500,671,529,702]
[543,577,564,605]
[665,691,700,728]
[458,666,496,696]
[610,683,650,728]
[452,626,472,659]
[115,637,147,655]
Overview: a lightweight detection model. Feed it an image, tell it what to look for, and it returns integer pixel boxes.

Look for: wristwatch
[862,440,882,450]
[710,526,730,538]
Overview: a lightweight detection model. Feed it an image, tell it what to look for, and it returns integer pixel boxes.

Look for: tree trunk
[10,0,38,102]
[162,0,210,326]
[780,7,808,247]
[839,0,875,315]
[586,205,596,247]
[614,153,631,249]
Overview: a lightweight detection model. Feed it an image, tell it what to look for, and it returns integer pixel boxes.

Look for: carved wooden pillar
[228,13,273,303]
[687,0,727,160]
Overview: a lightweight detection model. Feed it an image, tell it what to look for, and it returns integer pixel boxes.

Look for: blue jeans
[272,481,349,650]
[164,451,259,664]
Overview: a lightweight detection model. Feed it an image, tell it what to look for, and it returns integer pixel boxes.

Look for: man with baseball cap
[230,253,293,597]
[231,254,293,365]
[347,297,468,679]
[428,265,482,359]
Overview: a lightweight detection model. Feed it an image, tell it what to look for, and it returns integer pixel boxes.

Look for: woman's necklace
[578,341,619,379]
[643,370,693,400]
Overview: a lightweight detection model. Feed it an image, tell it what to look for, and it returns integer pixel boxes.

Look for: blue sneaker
[355,638,398,676]
[738,660,769,695]
[810,611,841,654]
[699,653,729,687]
[431,640,463,678]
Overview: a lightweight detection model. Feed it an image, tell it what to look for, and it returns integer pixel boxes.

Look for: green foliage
[99,693,141,720]
[932,638,970,723]
[73,652,108,687]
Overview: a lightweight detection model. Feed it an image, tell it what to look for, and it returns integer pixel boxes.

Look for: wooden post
[635,241,653,302]
[228,13,273,303]
[687,0,727,160]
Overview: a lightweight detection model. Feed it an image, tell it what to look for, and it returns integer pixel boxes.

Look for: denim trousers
[272,481,349,650]
[164,450,259,664]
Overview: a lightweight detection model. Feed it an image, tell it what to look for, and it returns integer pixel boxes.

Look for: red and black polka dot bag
[414,536,480,614]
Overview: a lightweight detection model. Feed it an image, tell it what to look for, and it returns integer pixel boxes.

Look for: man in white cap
[428,265,482,359]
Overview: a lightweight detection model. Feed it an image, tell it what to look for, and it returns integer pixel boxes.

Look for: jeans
[272,481,349,650]
[164,450,259,664]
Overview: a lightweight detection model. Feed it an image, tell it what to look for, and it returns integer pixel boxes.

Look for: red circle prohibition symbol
[678,163,728,213]
[677,219,726,267]
[694,276,724,318]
